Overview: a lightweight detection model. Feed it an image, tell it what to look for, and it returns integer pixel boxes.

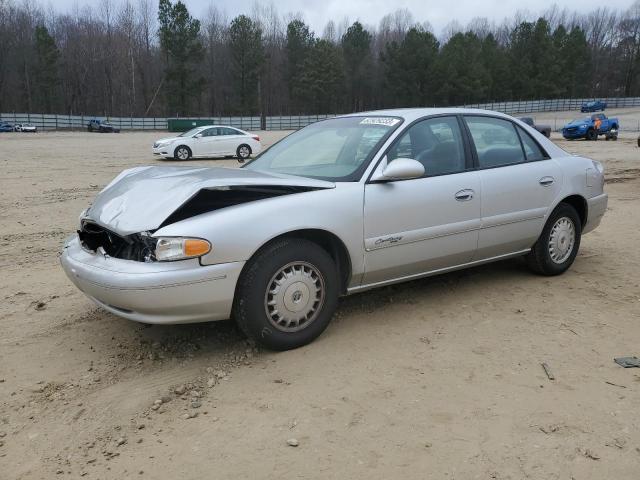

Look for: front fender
[153,183,366,281]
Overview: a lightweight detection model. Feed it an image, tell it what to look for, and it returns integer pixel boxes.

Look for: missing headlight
[78,221,157,262]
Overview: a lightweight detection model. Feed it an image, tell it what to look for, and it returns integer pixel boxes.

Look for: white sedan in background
[153,125,262,161]
[15,123,37,132]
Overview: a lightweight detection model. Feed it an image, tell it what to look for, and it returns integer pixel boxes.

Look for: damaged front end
[78,221,157,262]
[75,166,335,262]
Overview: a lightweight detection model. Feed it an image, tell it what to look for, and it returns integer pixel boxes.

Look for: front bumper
[562,129,587,139]
[152,145,172,157]
[583,193,608,234]
[60,236,244,324]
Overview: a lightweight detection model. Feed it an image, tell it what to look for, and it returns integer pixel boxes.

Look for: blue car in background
[0,121,14,132]
[581,100,607,112]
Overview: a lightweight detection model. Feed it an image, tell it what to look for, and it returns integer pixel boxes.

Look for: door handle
[539,176,554,186]
[455,189,474,201]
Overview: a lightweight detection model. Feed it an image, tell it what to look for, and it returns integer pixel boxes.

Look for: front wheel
[233,238,339,351]
[174,145,191,161]
[526,203,581,276]
[586,129,597,141]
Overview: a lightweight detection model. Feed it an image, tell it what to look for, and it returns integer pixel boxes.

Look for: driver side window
[388,116,466,177]
[201,128,217,137]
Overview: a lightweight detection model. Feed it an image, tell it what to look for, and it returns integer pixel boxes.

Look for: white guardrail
[1,97,640,131]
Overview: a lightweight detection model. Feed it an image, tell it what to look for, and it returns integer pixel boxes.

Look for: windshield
[244,116,401,181]
[179,127,204,137]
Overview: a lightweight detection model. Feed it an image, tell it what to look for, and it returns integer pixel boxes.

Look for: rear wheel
[233,238,339,351]
[526,203,581,276]
[174,145,191,161]
[237,144,251,160]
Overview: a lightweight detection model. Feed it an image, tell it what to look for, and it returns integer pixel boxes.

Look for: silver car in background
[60,108,607,350]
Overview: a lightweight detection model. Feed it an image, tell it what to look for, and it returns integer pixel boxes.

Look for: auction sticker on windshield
[360,117,401,126]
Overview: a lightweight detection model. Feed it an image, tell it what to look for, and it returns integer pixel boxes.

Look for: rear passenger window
[516,126,546,161]
[465,116,525,168]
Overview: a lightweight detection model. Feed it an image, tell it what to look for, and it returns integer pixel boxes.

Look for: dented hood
[85,166,334,235]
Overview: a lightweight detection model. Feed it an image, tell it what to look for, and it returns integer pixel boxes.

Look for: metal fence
[0,113,168,131]
[461,96,640,114]
[2,96,639,131]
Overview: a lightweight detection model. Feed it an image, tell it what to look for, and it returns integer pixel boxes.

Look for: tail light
[252,135,260,142]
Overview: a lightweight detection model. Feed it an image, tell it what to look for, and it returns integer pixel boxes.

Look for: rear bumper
[60,236,244,324]
[583,193,608,234]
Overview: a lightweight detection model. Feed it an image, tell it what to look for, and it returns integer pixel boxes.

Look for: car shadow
[75,257,534,362]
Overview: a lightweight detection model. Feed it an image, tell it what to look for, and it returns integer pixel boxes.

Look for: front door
[363,116,481,285]
[193,127,221,157]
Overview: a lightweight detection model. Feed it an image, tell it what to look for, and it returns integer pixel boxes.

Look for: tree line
[0,0,639,117]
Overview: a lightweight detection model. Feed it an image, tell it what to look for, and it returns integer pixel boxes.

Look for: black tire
[586,129,597,141]
[88,125,93,132]
[526,203,582,276]
[236,144,252,160]
[233,238,339,351]
[174,145,191,161]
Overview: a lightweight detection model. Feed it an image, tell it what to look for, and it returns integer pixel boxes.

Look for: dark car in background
[519,117,551,137]
[581,100,607,113]
[0,121,15,132]
[88,119,120,133]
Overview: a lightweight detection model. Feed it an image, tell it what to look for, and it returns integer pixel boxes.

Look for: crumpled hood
[85,166,334,235]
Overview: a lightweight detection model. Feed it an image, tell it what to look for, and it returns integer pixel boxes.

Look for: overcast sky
[50,0,636,35]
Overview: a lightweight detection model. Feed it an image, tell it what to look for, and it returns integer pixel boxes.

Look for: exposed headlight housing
[154,237,211,261]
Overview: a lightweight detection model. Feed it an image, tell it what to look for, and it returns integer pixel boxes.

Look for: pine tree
[342,22,372,111]
[229,15,264,114]
[158,0,204,115]
[381,28,438,107]
[286,20,314,112]
[33,25,59,113]
[298,39,344,113]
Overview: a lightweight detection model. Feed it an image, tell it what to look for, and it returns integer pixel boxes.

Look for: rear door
[362,115,481,285]
[218,127,243,154]
[592,114,605,133]
[463,115,562,260]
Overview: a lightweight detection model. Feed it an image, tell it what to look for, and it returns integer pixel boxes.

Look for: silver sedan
[60,108,608,350]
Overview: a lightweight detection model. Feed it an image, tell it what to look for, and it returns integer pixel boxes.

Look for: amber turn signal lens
[183,239,211,257]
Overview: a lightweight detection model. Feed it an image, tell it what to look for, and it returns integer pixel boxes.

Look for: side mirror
[371,157,425,182]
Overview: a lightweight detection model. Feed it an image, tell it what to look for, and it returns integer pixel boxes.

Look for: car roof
[339,107,519,123]
[197,125,242,129]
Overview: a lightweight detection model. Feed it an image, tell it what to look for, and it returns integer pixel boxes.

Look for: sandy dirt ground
[1,113,640,479]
